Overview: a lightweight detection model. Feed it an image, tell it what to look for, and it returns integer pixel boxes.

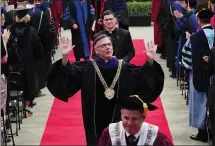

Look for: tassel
[143,103,148,117]
[133,95,148,117]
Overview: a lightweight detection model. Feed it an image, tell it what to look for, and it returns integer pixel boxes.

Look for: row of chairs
[1,72,27,146]
[176,62,189,105]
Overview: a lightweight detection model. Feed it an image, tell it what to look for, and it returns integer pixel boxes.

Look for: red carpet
[40,39,173,145]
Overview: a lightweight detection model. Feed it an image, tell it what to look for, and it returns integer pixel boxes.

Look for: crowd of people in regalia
[152,0,215,145]
[1,0,59,144]
[1,0,214,146]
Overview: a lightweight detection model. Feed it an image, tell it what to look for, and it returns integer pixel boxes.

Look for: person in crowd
[4,0,28,27]
[28,0,55,98]
[46,34,164,145]
[93,10,135,63]
[203,47,215,146]
[181,0,198,71]
[202,1,215,145]
[157,0,186,78]
[91,0,105,33]
[7,6,43,116]
[62,0,95,61]
[49,0,63,46]
[103,0,129,30]
[98,95,173,146]
[1,16,10,115]
[190,9,214,142]
[93,0,129,30]
[172,0,189,78]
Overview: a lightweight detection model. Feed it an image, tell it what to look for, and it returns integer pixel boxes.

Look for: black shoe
[190,134,208,142]
[6,137,11,143]
[29,102,37,108]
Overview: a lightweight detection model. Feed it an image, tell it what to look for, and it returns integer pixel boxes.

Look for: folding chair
[1,109,15,146]
[7,72,25,135]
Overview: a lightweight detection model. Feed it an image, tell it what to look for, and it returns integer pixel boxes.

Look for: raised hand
[203,56,209,62]
[185,31,191,39]
[144,41,157,61]
[2,29,11,45]
[59,36,75,57]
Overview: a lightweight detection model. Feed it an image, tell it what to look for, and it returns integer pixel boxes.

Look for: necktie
[127,135,136,145]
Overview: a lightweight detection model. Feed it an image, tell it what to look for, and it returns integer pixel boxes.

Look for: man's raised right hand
[59,36,75,66]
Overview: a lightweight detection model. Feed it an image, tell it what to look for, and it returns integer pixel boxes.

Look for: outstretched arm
[47,37,82,102]
[131,41,165,103]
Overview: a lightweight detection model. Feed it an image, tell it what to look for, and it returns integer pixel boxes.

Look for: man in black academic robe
[93,10,135,63]
[62,0,95,61]
[190,10,214,142]
[47,34,164,145]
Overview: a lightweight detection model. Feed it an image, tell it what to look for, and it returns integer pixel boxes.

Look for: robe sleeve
[175,16,187,32]
[47,60,82,102]
[131,61,165,103]
[153,131,173,146]
[97,127,112,146]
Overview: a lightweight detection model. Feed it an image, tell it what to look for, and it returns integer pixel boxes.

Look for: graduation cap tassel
[133,95,148,117]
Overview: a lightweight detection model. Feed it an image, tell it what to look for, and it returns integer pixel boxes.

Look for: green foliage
[127,1,152,16]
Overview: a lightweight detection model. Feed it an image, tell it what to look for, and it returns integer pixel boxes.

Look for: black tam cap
[197,9,214,20]
[15,6,30,19]
[119,95,157,117]
[210,0,215,4]
[120,95,144,112]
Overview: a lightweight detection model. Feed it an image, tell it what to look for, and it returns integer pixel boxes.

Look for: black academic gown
[64,0,95,61]
[207,47,215,146]
[47,57,164,145]
[8,23,43,101]
[157,2,177,69]
[93,28,135,62]
[191,26,213,93]
[28,6,51,90]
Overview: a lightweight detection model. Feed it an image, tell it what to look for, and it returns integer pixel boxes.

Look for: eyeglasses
[103,18,115,22]
[96,43,112,49]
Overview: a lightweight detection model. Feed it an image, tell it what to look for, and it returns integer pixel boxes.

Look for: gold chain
[91,59,123,91]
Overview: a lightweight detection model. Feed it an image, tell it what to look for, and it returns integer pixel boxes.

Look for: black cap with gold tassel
[119,95,157,117]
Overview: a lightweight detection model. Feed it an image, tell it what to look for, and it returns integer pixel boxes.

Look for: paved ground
[8,26,210,145]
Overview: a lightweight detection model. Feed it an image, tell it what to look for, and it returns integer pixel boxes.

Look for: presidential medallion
[104,88,115,100]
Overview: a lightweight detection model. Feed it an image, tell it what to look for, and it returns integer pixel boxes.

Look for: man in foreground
[47,34,164,145]
[98,95,173,146]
